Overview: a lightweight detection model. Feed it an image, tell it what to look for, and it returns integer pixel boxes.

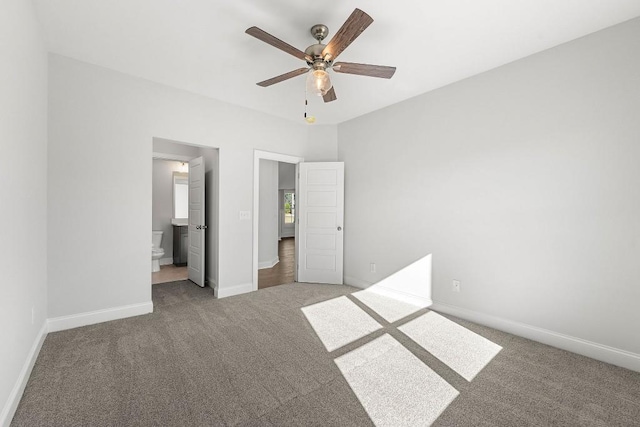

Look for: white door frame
[253,150,304,291]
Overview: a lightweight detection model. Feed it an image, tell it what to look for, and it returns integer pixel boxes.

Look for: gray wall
[0,0,48,422]
[152,159,183,260]
[338,18,640,355]
[278,162,296,190]
[153,137,202,158]
[258,159,279,267]
[201,147,219,286]
[47,54,336,316]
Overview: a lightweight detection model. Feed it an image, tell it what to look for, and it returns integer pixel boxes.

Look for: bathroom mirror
[173,172,189,219]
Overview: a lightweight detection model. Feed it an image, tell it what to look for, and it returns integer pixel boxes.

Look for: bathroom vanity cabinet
[173,225,188,266]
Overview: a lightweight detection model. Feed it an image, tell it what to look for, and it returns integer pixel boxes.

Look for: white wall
[153,137,202,159]
[258,159,279,268]
[47,54,337,317]
[338,18,640,357]
[152,159,184,260]
[306,125,339,161]
[278,162,296,190]
[0,0,48,424]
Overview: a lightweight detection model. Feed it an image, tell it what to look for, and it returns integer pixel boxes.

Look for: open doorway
[152,138,219,292]
[152,158,190,284]
[253,152,345,291]
[253,151,303,291]
[257,161,297,289]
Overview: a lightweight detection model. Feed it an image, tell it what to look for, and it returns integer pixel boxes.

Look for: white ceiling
[34,1,640,124]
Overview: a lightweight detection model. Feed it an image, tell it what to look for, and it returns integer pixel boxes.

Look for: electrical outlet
[239,210,251,220]
[452,280,461,293]
[370,263,376,273]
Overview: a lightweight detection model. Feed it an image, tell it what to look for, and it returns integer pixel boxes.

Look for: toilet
[152,231,165,273]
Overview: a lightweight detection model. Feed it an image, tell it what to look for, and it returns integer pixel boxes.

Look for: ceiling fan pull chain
[304,91,316,124]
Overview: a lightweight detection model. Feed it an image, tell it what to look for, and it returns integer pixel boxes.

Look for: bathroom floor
[152,264,188,285]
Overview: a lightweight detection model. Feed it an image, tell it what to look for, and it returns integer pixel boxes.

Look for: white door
[188,156,206,287]
[297,162,344,284]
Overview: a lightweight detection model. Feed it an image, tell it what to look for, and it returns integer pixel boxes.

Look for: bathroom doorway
[152,159,190,284]
[152,137,219,291]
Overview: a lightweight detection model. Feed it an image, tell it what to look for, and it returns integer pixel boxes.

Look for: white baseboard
[344,275,432,307]
[206,277,217,294]
[258,257,279,270]
[343,275,372,289]
[47,301,154,333]
[217,282,253,299]
[159,257,173,266]
[430,301,640,373]
[1,322,48,427]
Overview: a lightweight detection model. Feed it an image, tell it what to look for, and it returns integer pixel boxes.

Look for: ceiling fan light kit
[246,8,396,106]
[306,69,332,96]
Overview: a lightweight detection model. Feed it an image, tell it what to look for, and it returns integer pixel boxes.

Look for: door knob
[337,226,342,231]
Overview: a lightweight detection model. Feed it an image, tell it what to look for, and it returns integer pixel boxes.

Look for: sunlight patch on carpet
[301,296,382,351]
[351,289,426,323]
[335,334,459,426]
[399,311,502,381]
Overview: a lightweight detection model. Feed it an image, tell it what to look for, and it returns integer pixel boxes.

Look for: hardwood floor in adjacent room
[259,237,294,289]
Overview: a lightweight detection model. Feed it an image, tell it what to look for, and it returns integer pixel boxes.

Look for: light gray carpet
[11,281,640,426]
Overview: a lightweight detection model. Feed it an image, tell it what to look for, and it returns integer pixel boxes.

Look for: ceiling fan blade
[322,9,373,61]
[257,68,309,87]
[246,26,309,61]
[333,62,396,79]
[323,86,337,103]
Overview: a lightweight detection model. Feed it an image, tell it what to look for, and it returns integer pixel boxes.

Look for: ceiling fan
[246,8,396,103]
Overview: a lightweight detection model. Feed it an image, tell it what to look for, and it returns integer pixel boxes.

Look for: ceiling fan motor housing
[304,43,325,57]
[306,25,333,67]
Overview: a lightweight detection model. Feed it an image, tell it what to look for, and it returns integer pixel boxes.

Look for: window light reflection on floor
[398,311,502,381]
[301,296,382,352]
[301,253,502,426]
[351,289,426,323]
[335,334,459,427]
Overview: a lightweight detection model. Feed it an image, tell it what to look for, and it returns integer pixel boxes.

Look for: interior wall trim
[258,257,280,270]
[217,282,253,299]
[430,301,640,373]
[47,301,153,333]
[1,322,48,427]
